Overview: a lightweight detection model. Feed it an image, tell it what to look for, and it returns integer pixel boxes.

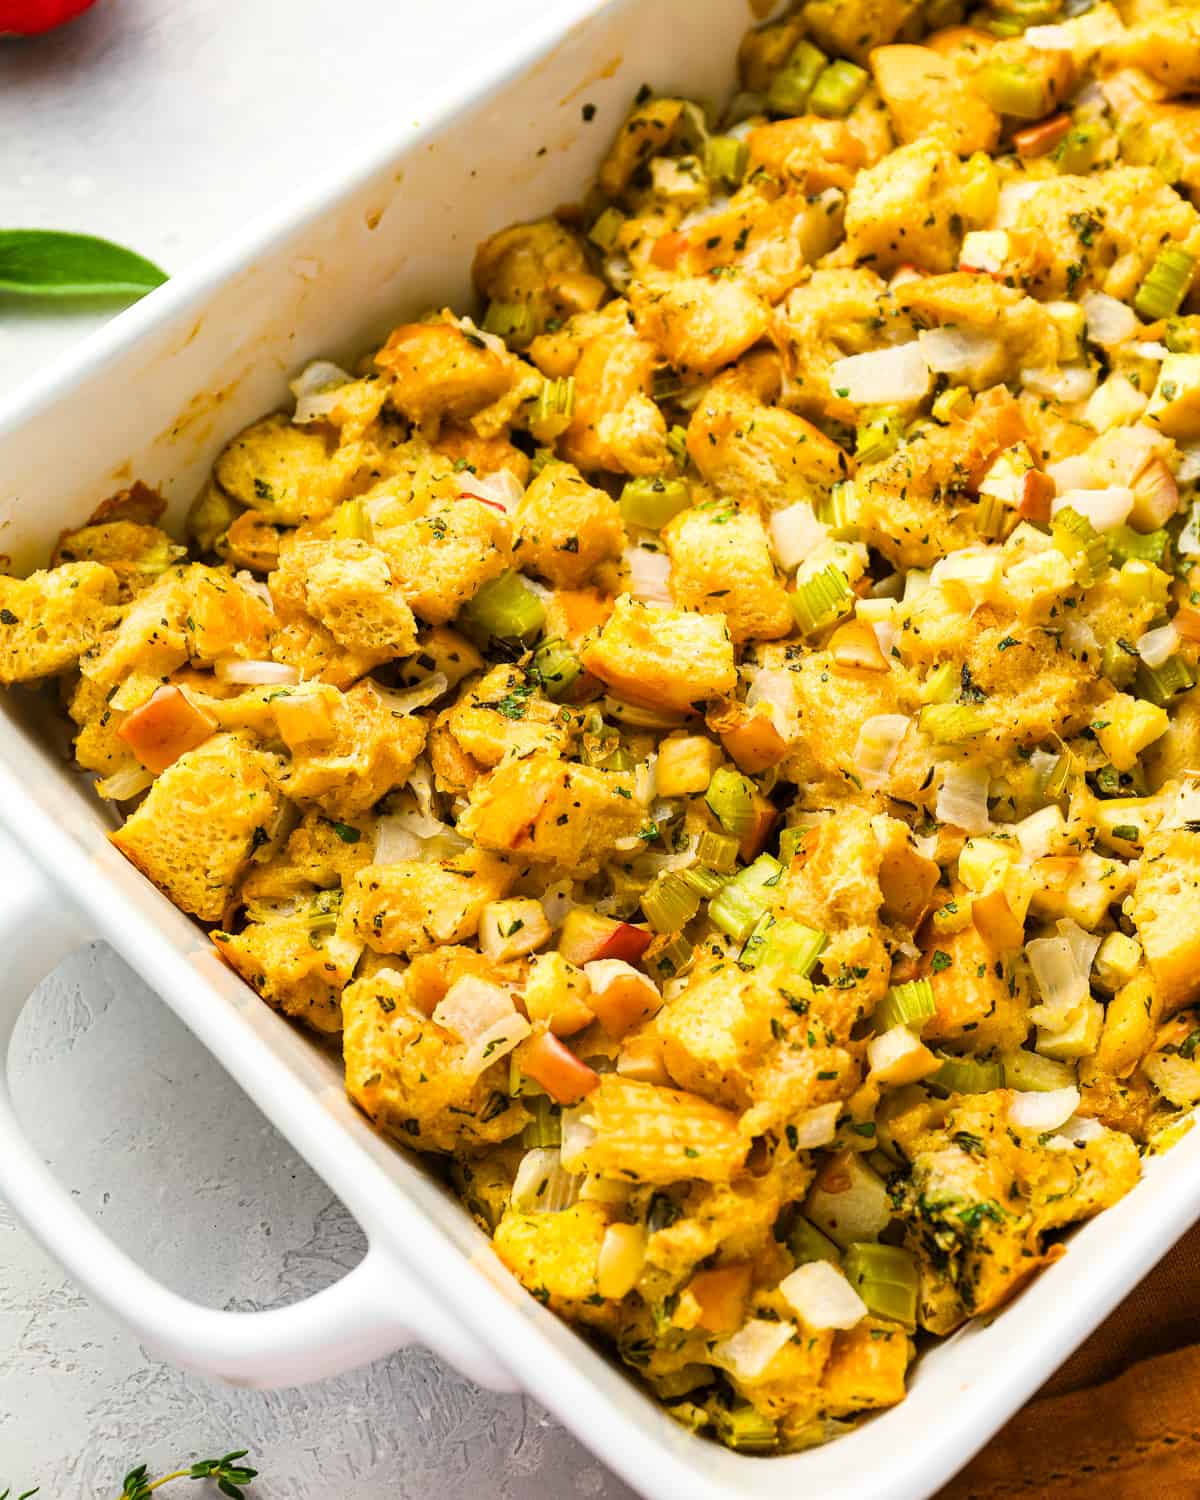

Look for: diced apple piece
[584,959,663,1037]
[116,684,216,773]
[523,952,595,1037]
[478,897,552,962]
[557,908,652,965]
[517,1031,601,1106]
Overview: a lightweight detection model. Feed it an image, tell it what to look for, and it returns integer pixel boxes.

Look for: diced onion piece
[624,546,673,602]
[1022,23,1074,49]
[372,816,423,864]
[769,500,827,571]
[1050,487,1133,531]
[936,762,991,833]
[434,977,529,1075]
[511,1148,581,1213]
[290,359,353,424]
[214,657,300,685]
[462,1012,531,1077]
[1008,1085,1080,1133]
[458,467,525,516]
[1026,934,1088,1028]
[828,343,930,406]
[1020,365,1097,403]
[597,1222,646,1299]
[1137,623,1180,669]
[94,764,156,802]
[917,327,1001,378]
[371,672,449,716]
[711,1318,797,1380]
[778,1261,866,1332]
[791,1102,841,1149]
[1080,292,1136,348]
[805,1152,891,1249]
[1045,1113,1105,1151]
[1057,917,1102,981]
[853,713,910,789]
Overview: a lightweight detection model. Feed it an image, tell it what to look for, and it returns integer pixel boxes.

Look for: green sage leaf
[0,230,167,298]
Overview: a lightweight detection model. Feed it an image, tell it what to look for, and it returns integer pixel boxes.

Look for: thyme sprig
[116,1451,258,1500]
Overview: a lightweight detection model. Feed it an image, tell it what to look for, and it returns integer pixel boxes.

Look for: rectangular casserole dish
[2,2,1200,1495]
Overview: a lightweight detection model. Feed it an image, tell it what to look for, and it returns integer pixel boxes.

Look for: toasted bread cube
[348,847,516,957]
[844,131,992,274]
[581,594,736,715]
[215,412,349,526]
[376,497,512,625]
[523,951,595,1036]
[803,0,919,63]
[663,502,792,643]
[1102,8,1200,95]
[374,321,514,426]
[445,664,573,766]
[921,924,1027,1051]
[277,680,428,819]
[494,1201,610,1309]
[1129,828,1200,1011]
[514,460,625,589]
[597,96,686,198]
[342,966,527,1153]
[560,1075,747,1185]
[294,538,418,657]
[820,1321,911,1415]
[53,519,187,600]
[111,732,283,922]
[870,42,999,154]
[655,734,724,796]
[0,561,120,685]
[687,374,850,508]
[212,912,360,1035]
[632,274,770,379]
[460,751,643,874]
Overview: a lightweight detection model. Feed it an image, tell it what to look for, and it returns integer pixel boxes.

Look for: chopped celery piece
[709,854,784,942]
[653,367,685,401]
[464,570,545,639]
[695,829,740,873]
[932,384,972,423]
[588,206,625,252]
[703,134,748,187]
[855,407,904,466]
[647,931,694,981]
[482,299,537,347]
[875,978,936,1032]
[778,825,813,865]
[332,498,369,541]
[1052,505,1109,586]
[1136,653,1194,706]
[713,1404,777,1454]
[762,916,827,978]
[766,40,827,117]
[666,423,689,471]
[920,662,959,705]
[928,1052,1005,1096]
[529,446,555,478]
[841,1243,918,1331]
[1134,246,1196,322]
[306,889,342,940]
[809,60,869,118]
[816,482,861,539]
[705,766,757,836]
[522,1095,562,1147]
[1000,1048,1075,1092]
[739,912,775,970]
[532,637,582,699]
[682,865,729,899]
[1042,748,1077,802]
[788,1216,841,1265]
[619,475,691,529]
[642,870,703,933]
[1166,317,1200,354]
[1053,123,1104,175]
[789,564,852,634]
[530,376,576,441]
[919,703,993,743]
[1108,525,1168,567]
[973,61,1049,119]
[974,492,1009,542]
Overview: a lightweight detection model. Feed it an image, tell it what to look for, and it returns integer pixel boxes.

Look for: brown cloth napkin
[936,1222,1200,1498]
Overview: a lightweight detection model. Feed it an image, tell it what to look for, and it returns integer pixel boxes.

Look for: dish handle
[0,837,517,1392]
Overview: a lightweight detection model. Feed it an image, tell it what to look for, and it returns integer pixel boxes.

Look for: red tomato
[0,0,97,35]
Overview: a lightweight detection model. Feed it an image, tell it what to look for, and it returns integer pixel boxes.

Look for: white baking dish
[1,2,1199,1494]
